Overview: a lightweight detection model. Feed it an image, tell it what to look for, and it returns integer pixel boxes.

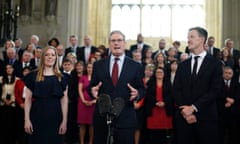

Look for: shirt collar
[111,54,125,62]
[191,50,207,59]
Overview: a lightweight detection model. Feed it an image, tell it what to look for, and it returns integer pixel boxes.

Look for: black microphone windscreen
[111,97,125,118]
[97,93,112,117]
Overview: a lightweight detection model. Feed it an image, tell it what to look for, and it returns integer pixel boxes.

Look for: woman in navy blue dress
[24,46,68,144]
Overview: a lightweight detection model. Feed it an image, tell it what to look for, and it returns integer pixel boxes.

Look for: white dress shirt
[191,51,207,74]
[109,54,125,77]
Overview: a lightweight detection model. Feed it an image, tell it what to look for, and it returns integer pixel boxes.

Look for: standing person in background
[30,46,42,68]
[15,38,25,61]
[65,35,81,60]
[79,35,97,64]
[48,37,60,48]
[15,66,31,144]
[2,39,15,61]
[77,62,96,144]
[220,48,235,68]
[30,35,40,48]
[172,41,182,61]
[24,46,68,144]
[56,44,65,68]
[130,33,150,59]
[173,27,222,144]
[0,64,19,144]
[225,39,240,71]
[65,61,85,144]
[89,30,145,144]
[207,36,220,59]
[134,63,155,144]
[144,67,173,144]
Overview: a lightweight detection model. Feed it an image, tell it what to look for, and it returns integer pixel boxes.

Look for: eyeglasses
[110,39,124,43]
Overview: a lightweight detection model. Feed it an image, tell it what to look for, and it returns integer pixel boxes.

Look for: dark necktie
[112,58,119,86]
[225,80,230,97]
[192,56,200,78]
[9,59,13,65]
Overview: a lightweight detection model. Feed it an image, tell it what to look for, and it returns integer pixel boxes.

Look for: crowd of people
[0,27,240,144]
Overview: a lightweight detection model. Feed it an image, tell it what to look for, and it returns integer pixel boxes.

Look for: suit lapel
[197,55,209,78]
[185,58,192,78]
[118,57,128,82]
[106,58,112,81]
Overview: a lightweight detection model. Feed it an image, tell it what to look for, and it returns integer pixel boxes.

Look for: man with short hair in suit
[225,38,240,71]
[130,33,150,59]
[153,38,168,58]
[15,38,25,61]
[89,30,145,144]
[173,27,222,144]
[65,35,81,61]
[207,36,220,59]
[79,35,97,64]
[15,50,36,78]
[218,66,240,144]
[4,47,22,77]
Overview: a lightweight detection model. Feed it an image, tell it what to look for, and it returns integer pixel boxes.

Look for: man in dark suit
[89,30,145,144]
[4,47,22,77]
[15,50,36,78]
[225,38,240,71]
[207,36,220,59]
[153,38,168,58]
[173,27,222,144]
[129,33,150,59]
[79,35,96,64]
[30,47,42,68]
[14,38,25,61]
[64,35,81,61]
[217,66,240,144]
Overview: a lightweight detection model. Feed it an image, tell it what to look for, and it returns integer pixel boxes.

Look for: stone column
[88,0,111,46]
[222,0,240,48]
[67,0,81,45]
[205,0,223,48]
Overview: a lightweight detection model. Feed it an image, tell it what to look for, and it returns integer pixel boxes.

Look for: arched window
[111,0,205,41]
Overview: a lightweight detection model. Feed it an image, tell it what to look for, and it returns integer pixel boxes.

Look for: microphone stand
[106,113,113,144]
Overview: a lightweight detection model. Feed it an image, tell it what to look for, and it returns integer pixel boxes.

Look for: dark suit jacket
[78,46,97,63]
[64,46,81,61]
[152,49,168,59]
[16,48,25,61]
[88,56,145,128]
[129,43,150,58]
[14,61,36,78]
[173,54,223,120]
[218,79,240,119]
[0,59,5,76]
[212,47,220,58]
[231,48,240,70]
[144,77,173,117]
[4,59,22,77]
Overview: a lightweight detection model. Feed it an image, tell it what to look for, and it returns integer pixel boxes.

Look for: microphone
[97,93,112,117]
[111,97,125,118]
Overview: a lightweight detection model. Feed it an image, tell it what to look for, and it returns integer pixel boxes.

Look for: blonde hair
[36,46,62,81]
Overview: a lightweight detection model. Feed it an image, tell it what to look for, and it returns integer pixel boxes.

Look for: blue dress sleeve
[24,71,37,92]
[61,73,70,91]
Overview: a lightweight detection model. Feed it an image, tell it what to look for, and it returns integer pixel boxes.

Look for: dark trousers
[146,129,168,144]
[65,101,79,144]
[0,105,17,144]
[94,124,135,144]
[175,115,218,144]
[16,105,28,144]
